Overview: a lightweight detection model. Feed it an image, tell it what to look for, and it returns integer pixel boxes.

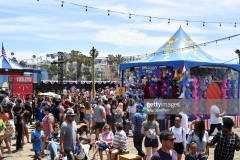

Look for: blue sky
[1,0,240,63]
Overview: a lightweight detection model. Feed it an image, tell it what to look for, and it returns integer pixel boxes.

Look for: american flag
[2,43,7,57]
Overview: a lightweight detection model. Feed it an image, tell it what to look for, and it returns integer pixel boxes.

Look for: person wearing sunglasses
[47,123,61,160]
[208,117,240,160]
[151,130,177,160]
[91,124,114,160]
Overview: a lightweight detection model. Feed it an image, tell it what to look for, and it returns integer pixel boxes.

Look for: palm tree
[10,52,14,59]
[106,55,116,80]
[114,54,125,78]
[32,55,36,63]
[90,47,98,100]
[19,60,27,67]
[235,49,240,64]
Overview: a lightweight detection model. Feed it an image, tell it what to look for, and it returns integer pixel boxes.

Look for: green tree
[19,60,27,67]
[10,57,18,63]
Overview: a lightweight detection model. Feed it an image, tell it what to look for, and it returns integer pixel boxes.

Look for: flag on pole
[181,64,186,73]
[1,43,7,57]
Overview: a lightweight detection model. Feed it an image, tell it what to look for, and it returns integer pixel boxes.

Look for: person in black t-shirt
[52,100,62,123]
[24,97,33,125]
[14,106,23,151]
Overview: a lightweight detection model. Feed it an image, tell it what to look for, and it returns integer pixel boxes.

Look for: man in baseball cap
[60,108,80,160]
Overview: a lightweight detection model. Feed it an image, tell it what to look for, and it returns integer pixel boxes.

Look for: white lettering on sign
[15,77,32,83]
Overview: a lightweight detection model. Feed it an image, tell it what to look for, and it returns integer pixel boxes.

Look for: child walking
[31,122,45,160]
[185,141,201,160]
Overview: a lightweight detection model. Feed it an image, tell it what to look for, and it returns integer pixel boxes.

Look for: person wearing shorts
[169,114,186,160]
[92,99,106,139]
[31,122,45,160]
[106,123,127,160]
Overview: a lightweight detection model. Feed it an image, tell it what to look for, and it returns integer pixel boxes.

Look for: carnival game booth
[0,55,40,99]
[119,27,240,129]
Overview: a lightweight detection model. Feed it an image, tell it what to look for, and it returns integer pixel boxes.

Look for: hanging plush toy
[227,79,231,89]
[167,80,173,97]
[230,80,237,99]
[144,81,150,99]
[161,78,168,98]
[167,67,175,80]
[222,78,228,89]
[197,78,204,99]
[184,79,192,99]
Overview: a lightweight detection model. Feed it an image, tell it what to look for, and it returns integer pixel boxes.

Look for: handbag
[75,149,85,160]
[5,120,15,135]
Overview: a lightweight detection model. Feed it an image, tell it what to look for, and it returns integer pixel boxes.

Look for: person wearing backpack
[141,114,160,160]
[169,114,186,160]
[151,130,177,160]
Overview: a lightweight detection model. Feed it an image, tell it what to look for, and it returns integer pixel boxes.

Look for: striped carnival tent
[120,26,240,72]
[0,43,40,75]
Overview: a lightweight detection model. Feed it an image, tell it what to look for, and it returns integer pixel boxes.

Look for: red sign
[8,76,33,83]
[8,76,33,100]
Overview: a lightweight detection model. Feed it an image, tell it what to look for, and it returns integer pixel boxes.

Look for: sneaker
[2,154,7,158]
[8,154,14,157]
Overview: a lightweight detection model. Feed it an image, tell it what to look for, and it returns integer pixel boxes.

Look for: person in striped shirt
[106,123,127,160]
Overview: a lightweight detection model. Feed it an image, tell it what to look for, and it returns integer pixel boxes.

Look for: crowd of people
[0,88,239,160]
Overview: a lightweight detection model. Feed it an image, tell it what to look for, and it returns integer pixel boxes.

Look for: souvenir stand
[119,27,240,129]
[0,55,40,99]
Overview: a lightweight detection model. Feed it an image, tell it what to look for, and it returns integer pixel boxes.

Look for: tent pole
[238,71,240,105]
[121,70,124,87]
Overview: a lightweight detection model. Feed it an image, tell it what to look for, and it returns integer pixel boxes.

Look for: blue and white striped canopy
[120,27,240,71]
[0,55,24,70]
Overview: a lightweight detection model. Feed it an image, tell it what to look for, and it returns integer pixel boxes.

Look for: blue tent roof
[0,55,41,73]
[120,27,240,71]
[0,55,24,69]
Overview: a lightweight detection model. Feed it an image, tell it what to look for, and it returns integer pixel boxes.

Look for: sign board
[70,86,77,92]
[139,66,160,76]
[8,76,33,83]
[116,87,126,96]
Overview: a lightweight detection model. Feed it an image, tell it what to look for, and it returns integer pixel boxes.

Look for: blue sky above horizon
[1,0,240,63]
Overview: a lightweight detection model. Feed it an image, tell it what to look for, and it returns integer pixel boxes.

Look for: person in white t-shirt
[209,101,226,136]
[169,114,186,160]
[179,103,189,138]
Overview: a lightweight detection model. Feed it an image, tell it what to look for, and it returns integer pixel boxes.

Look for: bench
[119,154,142,160]
[117,150,129,160]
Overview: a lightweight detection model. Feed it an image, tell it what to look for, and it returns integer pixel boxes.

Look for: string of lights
[35,0,240,28]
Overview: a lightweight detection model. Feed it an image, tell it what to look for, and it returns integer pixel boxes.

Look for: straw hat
[77,123,87,128]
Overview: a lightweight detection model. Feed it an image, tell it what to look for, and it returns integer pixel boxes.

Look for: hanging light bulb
[129,14,131,19]
[149,16,151,22]
[229,37,231,40]
[61,1,64,7]
[203,22,205,26]
[85,6,88,11]
[219,22,221,27]
[216,40,218,44]
[186,20,188,26]
[168,19,170,24]
[234,23,236,27]
[108,10,110,16]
